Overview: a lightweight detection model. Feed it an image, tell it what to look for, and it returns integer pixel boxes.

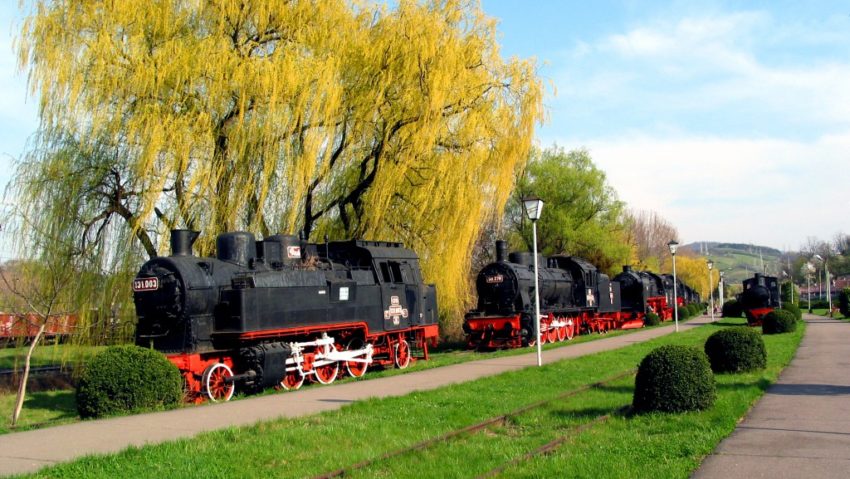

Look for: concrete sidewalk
[693,314,850,479]
[0,317,711,476]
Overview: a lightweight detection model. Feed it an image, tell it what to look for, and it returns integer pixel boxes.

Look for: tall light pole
[668,240,680,332]
[523,196,545,366]
[815,254,832,315]
[707,259,715,322]
[719,271,725,311]
[805,262,814,313]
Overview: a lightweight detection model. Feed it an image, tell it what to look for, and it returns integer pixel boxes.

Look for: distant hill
[682,242,787,287]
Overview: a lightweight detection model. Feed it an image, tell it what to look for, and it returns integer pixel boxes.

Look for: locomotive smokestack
[170,229,199,257]
[623,265,633,273]
[495,240,507,262]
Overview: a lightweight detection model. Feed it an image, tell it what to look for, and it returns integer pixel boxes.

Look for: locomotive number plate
[133,278,159,292]
[485,274,504,284]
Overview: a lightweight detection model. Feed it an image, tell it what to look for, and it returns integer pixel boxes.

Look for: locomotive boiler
[134,230,438,401]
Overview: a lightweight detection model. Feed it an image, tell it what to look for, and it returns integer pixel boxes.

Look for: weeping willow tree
[13,0,543,335]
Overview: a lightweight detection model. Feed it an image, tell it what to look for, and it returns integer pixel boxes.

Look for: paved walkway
[694,314,850,479]
[0,317,711,476]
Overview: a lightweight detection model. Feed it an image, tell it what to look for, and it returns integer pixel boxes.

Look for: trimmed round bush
[722,299,742,318]
[781,302,802,322]
[77,345,184,418]
[687,303,701,317]
[704,327,767,373]
[633,345,716,413]
[762,309,797,335]
[644,312,661,326]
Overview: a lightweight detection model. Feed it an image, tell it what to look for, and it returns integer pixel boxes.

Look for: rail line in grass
[312,369,636,479]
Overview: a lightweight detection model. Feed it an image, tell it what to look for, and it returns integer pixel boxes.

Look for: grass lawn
[26,317,803,479]
[0,390,77,435]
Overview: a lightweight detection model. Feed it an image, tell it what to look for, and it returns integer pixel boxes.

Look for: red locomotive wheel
[313,358,339,385]
[556,324,567,342]
[202,362,235,402]
[394,339,411,369]
[565,322,575,340]
[546,325,558,343]
[280,370,305,391]
[345,338,369,378]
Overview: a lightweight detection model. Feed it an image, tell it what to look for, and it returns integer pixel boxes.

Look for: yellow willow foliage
[661,254,720,300]
[17,0,543,333]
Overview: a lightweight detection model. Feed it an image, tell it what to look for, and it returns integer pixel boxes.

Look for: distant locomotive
[739,273,781,325]
[463,241,696,350]
[134,230,438,401]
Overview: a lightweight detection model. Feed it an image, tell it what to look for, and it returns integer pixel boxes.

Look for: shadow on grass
[592,383,634,394]
[552,406,624,421]
[715,378,771,392]
[23,391,78,420]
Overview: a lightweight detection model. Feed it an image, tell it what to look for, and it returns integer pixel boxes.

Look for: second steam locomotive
[463,240,700,349]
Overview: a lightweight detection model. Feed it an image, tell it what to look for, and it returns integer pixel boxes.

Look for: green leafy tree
[508,146,633,275]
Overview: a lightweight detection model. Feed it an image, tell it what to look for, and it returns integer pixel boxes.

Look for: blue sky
[0,1,848,254]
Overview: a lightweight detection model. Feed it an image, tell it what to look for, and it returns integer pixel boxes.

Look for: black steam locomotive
[134,230,438,401]
[739,273,781,325]
[463,241,698,349]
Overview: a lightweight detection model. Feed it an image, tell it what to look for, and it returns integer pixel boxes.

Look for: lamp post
[805,262,814,313]
[815,254,832,315]
[668,240,680,332]
[707,259,715,322]
[523,196,545,366]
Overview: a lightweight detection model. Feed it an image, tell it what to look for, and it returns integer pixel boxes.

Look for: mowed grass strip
[24,318,802,479]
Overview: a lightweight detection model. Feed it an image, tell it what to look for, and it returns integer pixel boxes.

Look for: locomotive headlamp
[523,197,544,221]
[667,240,679,255]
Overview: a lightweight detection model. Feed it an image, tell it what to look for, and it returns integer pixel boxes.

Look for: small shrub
[687,303,700,317]
[76,345,184,419]
[762,309,797,335]
[839,288,850,318]
[781,302,802,322]
[704,328,766,373]
[633,344,716,413]
[644,312,661,326]
[722,299,742,318]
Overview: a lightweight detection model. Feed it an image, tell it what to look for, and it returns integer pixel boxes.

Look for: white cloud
[551,10,850,135]
[555,132,850,250]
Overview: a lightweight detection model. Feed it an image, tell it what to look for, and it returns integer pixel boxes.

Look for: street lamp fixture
[707,259,715,322]
[668,240,679,332]
[523,196,545,366]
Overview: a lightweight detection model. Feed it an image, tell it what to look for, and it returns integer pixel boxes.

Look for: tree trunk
[11,323,46,427]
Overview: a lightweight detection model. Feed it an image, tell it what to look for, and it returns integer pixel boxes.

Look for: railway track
[313,369,636,479]
[0,365,64,378]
